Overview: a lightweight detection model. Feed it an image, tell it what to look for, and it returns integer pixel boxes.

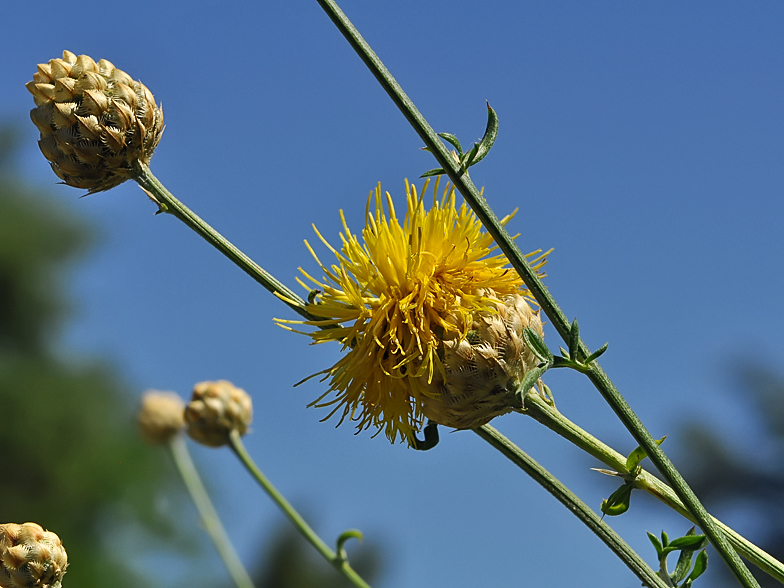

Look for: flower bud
[0,523,67,588]
[137,391,185,444]
[27,50,163,193]
[185,380,253,447]
[420,291,544,430]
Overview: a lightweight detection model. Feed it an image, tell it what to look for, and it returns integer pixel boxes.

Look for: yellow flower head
[278,179,548,445]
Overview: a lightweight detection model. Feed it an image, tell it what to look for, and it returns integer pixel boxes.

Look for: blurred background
[1,2,784,586]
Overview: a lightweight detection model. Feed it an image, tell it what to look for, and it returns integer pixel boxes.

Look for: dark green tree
[0,124,186,588]
[675,364,784,588]
[252,521,383,588]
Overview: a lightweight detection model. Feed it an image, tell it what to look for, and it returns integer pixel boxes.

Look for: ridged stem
[130,160,316,322]
[522,391,784,584]
[314,2,758,585]
[475,425,668,588]
[168,434,256,588]
[228,430,371,588]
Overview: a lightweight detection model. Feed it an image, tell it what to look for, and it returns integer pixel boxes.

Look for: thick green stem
[475,425,668,588]
[168,434,256,588]
[522,391,784,584]
[314,2,758,585]
[130,161,316,322]
[228,430,371,588]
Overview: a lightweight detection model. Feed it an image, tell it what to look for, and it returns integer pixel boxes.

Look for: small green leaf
[568,318,580,362]
[558,346,570,360]
[626,436,667,472]
[523,327,553,363]
[667,534,707,551]
[661,530,670,548]
[647,532,664,558]
[470,102,499,167]
[462,144,480,170]
[420,167,445,178]
[688,550,708,581]
[335,529,364,562]
[516,364,549,398]
[672,546,696,584]
[438,132,463,156]
[584,342,609,364]
[601,483,633,516]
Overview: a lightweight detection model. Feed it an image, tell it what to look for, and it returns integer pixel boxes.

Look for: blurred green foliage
[0,124,184,588]
[251,522,383,588]
[1,123,385,588]
[678,364,784,588]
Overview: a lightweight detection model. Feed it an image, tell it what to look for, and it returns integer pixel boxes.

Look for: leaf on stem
[601,483,633,516]
[336,529,364,562]
[523,327,553,364]
[626,436,667,472]
[419,103,498,177]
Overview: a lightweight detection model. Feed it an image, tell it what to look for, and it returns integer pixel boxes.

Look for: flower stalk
[168,433,255,588]
[474,425,669,588]
[521,390,784,584]
[314,2,759,585]
[228,430,371,588]
[130,160,316,322]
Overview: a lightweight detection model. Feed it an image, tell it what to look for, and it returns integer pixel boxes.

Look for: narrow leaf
[673,547,696,584]
[470,102,499,166]
[336,528,364,559]
[438,132,463,156]
[668,534,708,551]
[626,436,667,472]
[600,484,633,517]
[688,550,708,581]
[420,167,445,178]
[585,342,609,364]
[463,143,480,169]
[523,327,553,363]
[568,318,580,363]
[647,532,664,558]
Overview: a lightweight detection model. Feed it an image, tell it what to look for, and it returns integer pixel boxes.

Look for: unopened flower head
[184,380,253,447]
[27,50,163,193]
[277,178,549,445]
[0,523,67,588]
[137,390,185,444]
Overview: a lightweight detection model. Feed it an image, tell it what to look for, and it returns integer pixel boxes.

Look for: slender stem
[228,430,371,588]
[522,391,784,584]
[314,2,759,585]
[474,425,668,588]
[168,434,256,588]
[130,160,317,322]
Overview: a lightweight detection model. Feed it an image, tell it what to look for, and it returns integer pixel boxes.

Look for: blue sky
[3,2,784,586]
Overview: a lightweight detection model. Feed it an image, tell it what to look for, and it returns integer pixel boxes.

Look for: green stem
[314,2,758,585]
[130,160,316,322]
[228,430,371,588]
[522,390,784,584]
[168,434,256,588]
[475,425,668,588]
